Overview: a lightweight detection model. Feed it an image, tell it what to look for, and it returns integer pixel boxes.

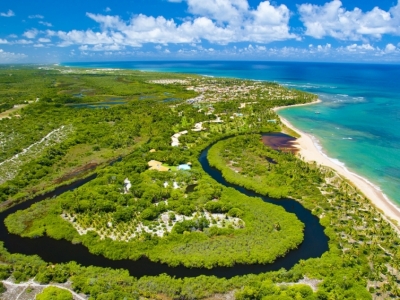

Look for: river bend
[0,135,328,279]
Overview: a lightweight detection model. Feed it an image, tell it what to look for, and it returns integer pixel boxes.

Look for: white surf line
[2,279,87,300]
[0,126,65,167]
[308,134,400,235]
[279,113,400,235]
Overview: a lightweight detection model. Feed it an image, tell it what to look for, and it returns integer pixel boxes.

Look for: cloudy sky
[1,0,400,63]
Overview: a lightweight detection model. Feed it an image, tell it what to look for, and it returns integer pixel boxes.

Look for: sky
[1,0,400,63]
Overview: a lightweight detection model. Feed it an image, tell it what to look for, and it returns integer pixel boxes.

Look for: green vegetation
[36,286,73,300]
[0,67,198,204]
[0,66,399,299]
[3,68,308,268]
[5,159,304,268]
[208,134,323,199]
[1,66,302,204]
[207,135,400,299]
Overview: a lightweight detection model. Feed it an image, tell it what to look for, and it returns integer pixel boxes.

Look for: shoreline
[274,101,400,227]
[273,98,322,112]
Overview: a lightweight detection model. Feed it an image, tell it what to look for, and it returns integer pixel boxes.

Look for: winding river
[0,134,328,279]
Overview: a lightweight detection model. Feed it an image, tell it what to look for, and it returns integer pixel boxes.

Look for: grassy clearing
[0,105,28,120]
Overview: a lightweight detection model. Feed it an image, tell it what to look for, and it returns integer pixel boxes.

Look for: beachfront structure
[178,164,191,171]
[148,160,170,172]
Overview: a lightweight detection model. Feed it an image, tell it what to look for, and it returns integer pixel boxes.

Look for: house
[123,178,132,193]
[148,160,170,172]
[178,164,191,171]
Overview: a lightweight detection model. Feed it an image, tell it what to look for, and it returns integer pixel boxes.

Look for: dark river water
[0,134,328,279]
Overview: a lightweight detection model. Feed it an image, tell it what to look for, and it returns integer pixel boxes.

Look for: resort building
[178,164,191,171]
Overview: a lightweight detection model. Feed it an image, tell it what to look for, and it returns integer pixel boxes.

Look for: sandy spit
[274,100,400,227]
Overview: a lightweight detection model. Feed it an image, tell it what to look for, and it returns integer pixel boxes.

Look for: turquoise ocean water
[65,61,400,207]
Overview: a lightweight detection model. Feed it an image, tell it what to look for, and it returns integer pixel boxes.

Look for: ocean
[65,61,400,207]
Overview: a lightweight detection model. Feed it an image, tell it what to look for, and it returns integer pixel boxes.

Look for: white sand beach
[274,102,400,227]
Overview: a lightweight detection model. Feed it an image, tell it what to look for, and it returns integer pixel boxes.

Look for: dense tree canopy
[0,67,398,299]
[36,287,73,300]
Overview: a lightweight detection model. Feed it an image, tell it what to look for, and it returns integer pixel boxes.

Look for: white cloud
[187,0,249,25]
[29,14,44,19]
[51,1,296,51]
[345,43,376,52]
[298,0,400,40]
[0,37,49,45]
[0,49,27,62]
[33,43,45,48]
[46,42,400,61]
[260,44,399,61]
[185,0,295,42]
[38,38,51,43]
[244,1,295,43]
[105,7,111,12]
[8,34,18,38]
[385,43,397,53]
[48,28,128,47]
[252,1,289,26]
[168,0,183,2]
[317,43,331,52]
[238,43,270,53]
[39,21,52,27]
[15,39,33,44]
[23,29,39,39]
[256,45,266,51]
[79,43,124,51]
[1,10,15,17]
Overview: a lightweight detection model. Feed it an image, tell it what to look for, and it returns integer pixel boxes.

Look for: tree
[36,286,73,300]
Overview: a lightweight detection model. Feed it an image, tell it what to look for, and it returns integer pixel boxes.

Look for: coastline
[273,99,322,112]
[274,101,400,227]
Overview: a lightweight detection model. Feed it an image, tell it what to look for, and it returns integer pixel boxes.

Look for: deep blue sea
[65,61,400,207]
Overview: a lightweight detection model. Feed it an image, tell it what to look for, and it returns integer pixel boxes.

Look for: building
[178,164,191,171]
